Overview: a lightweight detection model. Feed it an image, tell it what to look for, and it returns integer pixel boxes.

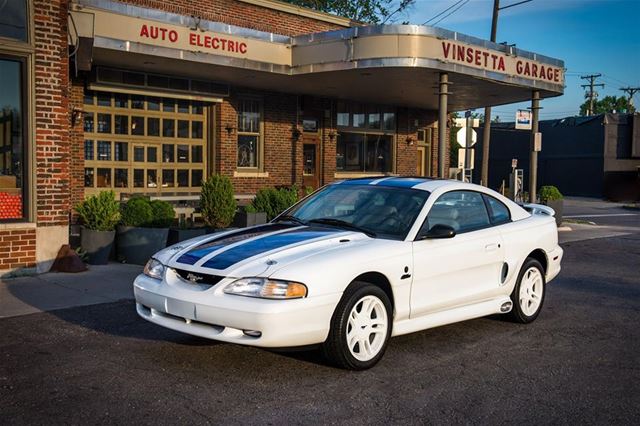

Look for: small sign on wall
[515,110,532,130]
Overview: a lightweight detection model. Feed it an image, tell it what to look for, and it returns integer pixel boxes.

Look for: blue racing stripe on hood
[202,228,338,270]
[176,223,293,265]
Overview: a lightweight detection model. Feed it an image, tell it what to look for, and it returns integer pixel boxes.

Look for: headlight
[143,258,165,280]
[224,278,307,299]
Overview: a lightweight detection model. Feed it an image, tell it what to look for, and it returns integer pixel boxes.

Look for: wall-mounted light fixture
[292,125,301,141]
[406,136,415,146]
[327,130,337,140]
[225,124,235,135]
[71,107,83,126]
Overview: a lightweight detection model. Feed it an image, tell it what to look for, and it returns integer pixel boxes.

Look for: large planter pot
[544,199,564,226]
[232,211,268,228]
[167,227,207,246]
[116,225,169,265]
[80,227,115,265]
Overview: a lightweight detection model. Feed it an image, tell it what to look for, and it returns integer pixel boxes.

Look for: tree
[579,95,634,116]
[282,0,415,24]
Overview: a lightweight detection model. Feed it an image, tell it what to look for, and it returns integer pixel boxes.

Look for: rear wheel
[323,282,392,370]
[508,258,546,323]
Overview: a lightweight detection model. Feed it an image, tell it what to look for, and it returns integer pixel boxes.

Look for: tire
[508,258,546,323]
[322,282,392,370]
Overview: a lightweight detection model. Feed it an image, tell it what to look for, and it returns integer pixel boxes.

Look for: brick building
[0,0,564,273]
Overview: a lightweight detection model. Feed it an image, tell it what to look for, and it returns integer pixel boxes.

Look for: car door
[410,190,505,318]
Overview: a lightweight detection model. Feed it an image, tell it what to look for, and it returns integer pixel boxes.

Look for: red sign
[139,24,248,55]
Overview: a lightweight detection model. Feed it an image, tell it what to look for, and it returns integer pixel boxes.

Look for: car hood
[164,223,368,278]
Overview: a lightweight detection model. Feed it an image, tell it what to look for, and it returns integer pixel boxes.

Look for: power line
[432,0,470,26]
[620,87,640,111]
[580,74,604,116]
[422,0,465,25]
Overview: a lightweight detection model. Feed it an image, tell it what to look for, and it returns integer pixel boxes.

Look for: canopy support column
[438,73,449,179]
[529,90,541,202]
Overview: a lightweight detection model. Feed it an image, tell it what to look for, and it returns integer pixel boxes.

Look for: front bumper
[133,273,341,348]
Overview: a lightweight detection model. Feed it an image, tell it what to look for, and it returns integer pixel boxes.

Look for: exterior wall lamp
[71,107,83,127]
[225,124,235,135]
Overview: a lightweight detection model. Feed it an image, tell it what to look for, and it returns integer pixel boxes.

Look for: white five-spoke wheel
[346,295,389,362]
[323,282,392,370]
[509,257,546,323]
[519,267,544,316]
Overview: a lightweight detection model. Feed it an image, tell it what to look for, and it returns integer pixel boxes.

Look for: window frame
[236,97,264,171]
[0,52,31,223]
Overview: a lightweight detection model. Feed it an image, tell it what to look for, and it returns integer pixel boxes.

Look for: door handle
[485,243,498,252]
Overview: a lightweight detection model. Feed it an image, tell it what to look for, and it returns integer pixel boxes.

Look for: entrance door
[416,145,431,177]
[301,116,321,190]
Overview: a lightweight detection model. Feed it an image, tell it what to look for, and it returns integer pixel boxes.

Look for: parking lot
[1,203,639,424]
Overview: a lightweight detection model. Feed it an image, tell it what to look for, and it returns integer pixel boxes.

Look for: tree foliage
[75,191,121,232]
[200,175,237,229]
[282,0,414,24]
[580,95,634,116]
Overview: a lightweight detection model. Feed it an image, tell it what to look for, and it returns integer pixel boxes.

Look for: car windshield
[283,184,430,240]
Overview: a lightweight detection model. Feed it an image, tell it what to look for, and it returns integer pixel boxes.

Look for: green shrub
[75,190,121,231]
[539,185,563,203]
[244,203,258,214]
[149,199,175,228]
[120,197,153,227]
[200,175,237,228]
[251,186,299,221]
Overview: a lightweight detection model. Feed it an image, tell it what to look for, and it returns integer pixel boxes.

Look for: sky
[402,0,640,120]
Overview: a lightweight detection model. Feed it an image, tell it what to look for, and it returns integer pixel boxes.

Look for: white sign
[511,158,518,168]
[454,118,480,128]
[456,128,477,147]
[515,110,532,130]
[458,148,475,169]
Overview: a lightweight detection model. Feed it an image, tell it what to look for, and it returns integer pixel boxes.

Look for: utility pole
[581,74,604,115]
[480,0,531,187]
[620,87,640,112]
[480,0,499,187]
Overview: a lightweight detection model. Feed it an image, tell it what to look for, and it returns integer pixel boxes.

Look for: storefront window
[83,92,208,193]
[336,102,396,174]
[237,99,261,169]
[0,56,26,220]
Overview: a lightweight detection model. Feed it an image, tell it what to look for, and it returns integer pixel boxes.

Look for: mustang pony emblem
[186,273,203,283]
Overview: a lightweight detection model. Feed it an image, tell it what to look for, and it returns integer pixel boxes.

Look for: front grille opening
[174,268,224,286]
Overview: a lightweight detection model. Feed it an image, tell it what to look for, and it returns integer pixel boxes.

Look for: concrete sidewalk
[0,263,141,319]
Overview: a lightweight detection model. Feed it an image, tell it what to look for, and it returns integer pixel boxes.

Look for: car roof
[334,176,469,192]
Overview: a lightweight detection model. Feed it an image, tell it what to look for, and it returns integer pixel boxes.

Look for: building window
[0,56,27,221]
[237,99,261,169]
[83,92,208,194]
[0,0,27,42]
[336,102,396,174]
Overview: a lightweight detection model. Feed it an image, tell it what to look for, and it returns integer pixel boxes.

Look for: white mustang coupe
[134,177,563,370]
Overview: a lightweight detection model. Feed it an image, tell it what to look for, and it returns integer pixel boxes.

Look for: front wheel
[508,258,546,323]
[323,282,392,370]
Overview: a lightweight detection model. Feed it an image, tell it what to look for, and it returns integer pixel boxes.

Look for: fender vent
[501,263,509,284]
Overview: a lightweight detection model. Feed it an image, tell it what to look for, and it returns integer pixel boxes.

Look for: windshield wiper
[308,218,377,238]
[273,215,307,226]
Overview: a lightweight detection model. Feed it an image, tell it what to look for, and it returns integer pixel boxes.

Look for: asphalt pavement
[1,198,639,424]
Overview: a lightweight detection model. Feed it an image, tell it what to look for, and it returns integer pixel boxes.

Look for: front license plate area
[166,298,196,320]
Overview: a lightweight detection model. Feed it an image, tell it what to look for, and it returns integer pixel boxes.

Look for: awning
[70,0,565,110]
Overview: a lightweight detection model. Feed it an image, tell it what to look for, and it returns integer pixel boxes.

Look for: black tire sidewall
[511,258,546,323]
[325,282,393,370]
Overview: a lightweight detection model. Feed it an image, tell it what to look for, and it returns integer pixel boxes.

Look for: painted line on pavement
[564,213,639,218]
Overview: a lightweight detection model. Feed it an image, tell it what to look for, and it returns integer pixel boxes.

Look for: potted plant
[200,175,237,231]
[75,190,121,265]
[251,185,299,221]
[232,204,267,228]
[539,185,564,225]
[167,215,207,245]
[116,197,174,265]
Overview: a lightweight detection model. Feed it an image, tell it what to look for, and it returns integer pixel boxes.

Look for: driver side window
[423,191,491,234]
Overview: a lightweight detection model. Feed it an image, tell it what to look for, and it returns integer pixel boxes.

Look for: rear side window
[483,195,511,225]
[425,191,490,233]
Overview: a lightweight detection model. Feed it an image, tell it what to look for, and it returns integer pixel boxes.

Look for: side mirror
[417,224,456,240]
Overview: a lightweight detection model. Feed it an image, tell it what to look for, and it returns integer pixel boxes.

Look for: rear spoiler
[521,203,556,218]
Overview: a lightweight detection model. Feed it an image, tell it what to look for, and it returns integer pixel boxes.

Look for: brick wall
[119,0,345,36]
[34,0,71,226]
[0,229,37,270]
[69,81,85,215]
